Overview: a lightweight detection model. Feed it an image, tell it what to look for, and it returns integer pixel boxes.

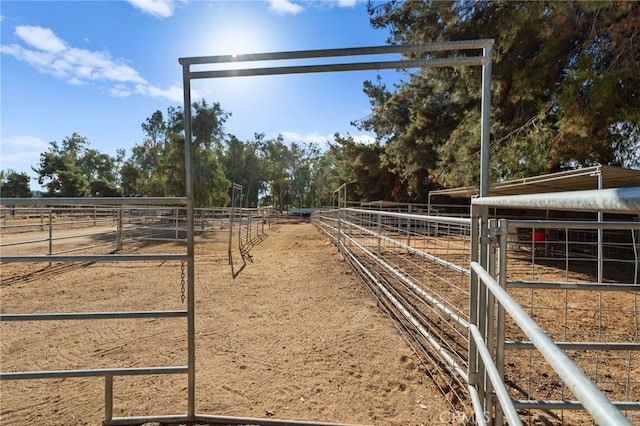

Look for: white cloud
[1,25,179,103]
[126,0,180,18]
[351,134,375,144]
[277,131,375,148]
[268,0,304,15]
[135,83,184,103]
[337,0,358,7]
[1,151,42,165]
[15,25,66,53]
[266,0,359,16]
[279,131,332,145]
[3,135,48,150]
[0,136,48,173]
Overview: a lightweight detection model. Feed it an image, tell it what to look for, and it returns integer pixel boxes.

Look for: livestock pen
[313,186,639,425]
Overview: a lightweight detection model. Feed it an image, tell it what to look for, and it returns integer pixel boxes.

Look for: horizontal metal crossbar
[188,57,487,79]
[507,281,639,291]
[472,186,640,213]
[0,366,188,380]
[511,400,640,411]
[105,414,356,426]
[179,40,494,65]
[0,197,187,206]
[0,310,188,321]
[345,207,472,226]
[509,220,640,230]
[506,341,640,351]
[0,254,188,263]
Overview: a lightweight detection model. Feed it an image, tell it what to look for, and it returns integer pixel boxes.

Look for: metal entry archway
[176,40,494,425]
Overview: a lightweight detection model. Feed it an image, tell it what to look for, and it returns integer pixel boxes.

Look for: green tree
[262,135,292,212]
[120,110,167,197]
[330,134,403,202]
[126,100,231,206]
[33,133,122,197]
[0,170,32,198]
[33,133,91,197]
[242,138,267,207]
[220,134,267,207]
[289,142,314,208]
[308,149,340,208]
[365,0,640,191]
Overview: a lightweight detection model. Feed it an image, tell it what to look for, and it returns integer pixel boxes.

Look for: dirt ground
[0,222,454,425]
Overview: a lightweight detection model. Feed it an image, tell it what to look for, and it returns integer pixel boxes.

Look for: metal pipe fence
[0,197,191,423]
[0,205,263,256]
[313,208,474,410]
[472,189,639,425]
[0,199,283,424]
[313,186,640,425]
[1,205,117,231]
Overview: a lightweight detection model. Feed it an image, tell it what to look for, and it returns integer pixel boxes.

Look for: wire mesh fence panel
[501,221,640,424]
[314,201,640,424]
[314,209,473,410]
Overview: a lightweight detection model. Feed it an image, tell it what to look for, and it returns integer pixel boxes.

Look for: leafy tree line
[3,1,638,204]
[0,170,32,198]
[1,99,348,208]
[352,0,640,202]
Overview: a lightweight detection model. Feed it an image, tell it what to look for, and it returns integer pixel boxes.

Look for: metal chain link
[180,261,186,304]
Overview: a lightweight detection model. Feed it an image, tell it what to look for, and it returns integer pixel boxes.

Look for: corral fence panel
[313,186,639,425]
[0,197,190,424]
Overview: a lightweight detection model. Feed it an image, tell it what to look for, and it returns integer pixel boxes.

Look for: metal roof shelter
[429,165,640,200]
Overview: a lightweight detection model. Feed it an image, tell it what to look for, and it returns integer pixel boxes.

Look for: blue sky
[1,0,405,190]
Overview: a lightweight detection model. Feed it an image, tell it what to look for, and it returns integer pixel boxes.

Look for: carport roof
[429,165,640,199]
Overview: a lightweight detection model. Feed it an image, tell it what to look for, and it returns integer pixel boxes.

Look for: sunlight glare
[199,17,275,57]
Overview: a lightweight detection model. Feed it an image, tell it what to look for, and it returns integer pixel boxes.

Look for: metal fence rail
[472,188,639,425]
[0,196,191,423]
[313,186,640,425]
[1,205,117,232]
[0,204,257,257]
[313,208,475,410]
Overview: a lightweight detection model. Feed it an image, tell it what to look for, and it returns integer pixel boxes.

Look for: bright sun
[198,17,277,58]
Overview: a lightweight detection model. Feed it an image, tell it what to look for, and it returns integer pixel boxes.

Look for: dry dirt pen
[2,201,639,425]
[1,206,453,426]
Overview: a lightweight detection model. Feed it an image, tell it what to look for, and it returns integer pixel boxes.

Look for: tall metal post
[479,41,494,272]
[337,186,342,251]
[469,205,480,399]
[485,218,498,420]
[105,376,113,422]
[48,210,53,267]
[470,41,493,414]
[229,185,239,265]
[181,61,196,419]
[117,207,123,251]
[479,42,493,201]
[494,218,508,426]
[597,173,603,283]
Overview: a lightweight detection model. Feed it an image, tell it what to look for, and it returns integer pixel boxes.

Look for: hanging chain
[180,261,186,304]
